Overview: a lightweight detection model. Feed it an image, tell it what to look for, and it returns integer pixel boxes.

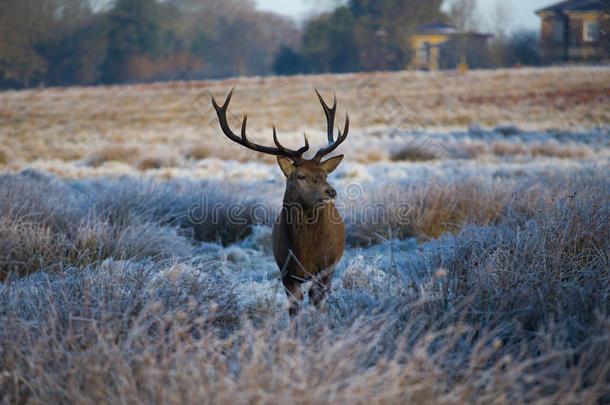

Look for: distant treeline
[0,0,300,89]
[0,0,541,89]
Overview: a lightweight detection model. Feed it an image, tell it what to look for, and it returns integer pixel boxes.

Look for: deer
[211,88,349,315]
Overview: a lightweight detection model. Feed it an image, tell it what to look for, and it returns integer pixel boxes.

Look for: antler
[211,88,309,162]
[313,89,349,161]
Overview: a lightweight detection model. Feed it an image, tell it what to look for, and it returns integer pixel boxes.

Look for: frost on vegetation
[238,225,274,254]
[342,254,403,295]
[0,161,608,403]
[2,163,608,281]
[5,123,608,178]
[1,68,609,403]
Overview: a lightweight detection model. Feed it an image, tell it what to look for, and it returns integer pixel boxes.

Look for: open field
[0,66,609,176]
[1,67,609,403]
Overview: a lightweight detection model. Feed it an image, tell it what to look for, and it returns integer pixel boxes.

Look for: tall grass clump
[0,171,280,280]
[344,175,511,245]
[423,194,609,341]
[0,171,189,279]
[181,180,278,245]
[344,167,608,246]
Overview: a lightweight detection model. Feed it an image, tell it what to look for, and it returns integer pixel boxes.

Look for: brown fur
[211,88,349,315]
[272,158,345,315]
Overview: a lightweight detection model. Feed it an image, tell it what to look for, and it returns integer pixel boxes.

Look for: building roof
[415,22,458,34]
[414,22,491,38]
[536,0,607,14]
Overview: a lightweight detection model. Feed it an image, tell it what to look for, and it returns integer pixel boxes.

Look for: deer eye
[297,175,306,180]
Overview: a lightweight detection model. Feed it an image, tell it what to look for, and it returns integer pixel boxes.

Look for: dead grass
[530,141,591,158]
[1,67,608,403]
[88,144,186,170]
[1,67,608,167]
[0,216,190,280]
[390,145,440,162]
[51,145,86,162]
[431,195,609,343]
[183,140,276,164]
[488,140,592,159]
[490,141,529,156]
[345,168,608,246]
[137,150,183,170]
[0,147,8,165]
[183,141,221,160]
[345,177,510,245]
[409,179,508,238]
[87,144,142,167]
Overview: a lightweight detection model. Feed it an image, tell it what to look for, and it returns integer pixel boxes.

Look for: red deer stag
[211,88,348,315]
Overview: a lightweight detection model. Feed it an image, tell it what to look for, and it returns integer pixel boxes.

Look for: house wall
[540,16,558,45]
[539,13,568,62]
[538,10,607,63]
[410,34,490,70]
[411,34,451,70]
[568,13,605,60]
[567,13,600,45]
[569,16,584,46]
[412,34,451,49]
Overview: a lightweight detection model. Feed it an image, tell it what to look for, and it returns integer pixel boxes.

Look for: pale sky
[254,0,556,32]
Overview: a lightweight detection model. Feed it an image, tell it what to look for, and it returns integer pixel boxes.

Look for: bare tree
[487,0,513,40]
[487,0,514,66]
[447,0,479,30]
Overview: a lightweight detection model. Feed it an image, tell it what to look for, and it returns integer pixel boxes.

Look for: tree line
[0,0,300,89]
[0,0,545,90]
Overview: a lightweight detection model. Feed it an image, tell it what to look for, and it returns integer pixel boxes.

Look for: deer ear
[320,155,343,174]
[277,156,295,177]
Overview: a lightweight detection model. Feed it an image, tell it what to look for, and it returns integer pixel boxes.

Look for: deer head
[211,88,349,210]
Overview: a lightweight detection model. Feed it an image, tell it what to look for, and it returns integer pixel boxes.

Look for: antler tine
[313,89,349,161]
[273,127,310,156]
[211,88,309,161]
[315,89,337,144]
[313,112,349,161]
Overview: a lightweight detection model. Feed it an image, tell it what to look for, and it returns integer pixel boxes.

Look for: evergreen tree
[101,0,162,83]
[272,46,305,75]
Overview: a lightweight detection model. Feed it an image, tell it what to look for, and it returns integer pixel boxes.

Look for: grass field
[0,66,609,404]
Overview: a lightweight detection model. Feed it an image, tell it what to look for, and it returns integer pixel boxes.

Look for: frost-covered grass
[1,67,609,403]
[0,162,608,403]
[0,171,281,279]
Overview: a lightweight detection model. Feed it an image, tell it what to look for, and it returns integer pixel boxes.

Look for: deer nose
[326,188,337,199]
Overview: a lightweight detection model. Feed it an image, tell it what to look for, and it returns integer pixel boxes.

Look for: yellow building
[411,22,491,71]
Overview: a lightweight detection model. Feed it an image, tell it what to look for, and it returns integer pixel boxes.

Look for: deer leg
[308,273,332,313]
[283,279,303,316]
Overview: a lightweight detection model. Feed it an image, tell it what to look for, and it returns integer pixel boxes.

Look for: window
[552,19,564,43]
[584,21,600,42]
